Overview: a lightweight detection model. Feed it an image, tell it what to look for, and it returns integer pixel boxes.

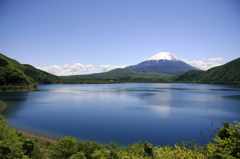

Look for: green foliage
[0,114,45,158]
[110,142,118,150]
[78,141,106,159]
[153,144,205,158]
[143,141,153,157]
[205,121,240,158]
[50,136,79,159]
[46,141,51,146]
[70,152,86,159]
[0,54,37,90]
[0,86,34,91]
[0,58,8,67]
[171,70,205,82]
[48,121,240,159]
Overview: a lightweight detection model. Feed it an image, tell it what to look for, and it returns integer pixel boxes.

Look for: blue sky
[0,0,239,75]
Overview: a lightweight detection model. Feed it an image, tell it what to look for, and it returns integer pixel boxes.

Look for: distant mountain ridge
[126,52,199,75]
[1,53,239,85]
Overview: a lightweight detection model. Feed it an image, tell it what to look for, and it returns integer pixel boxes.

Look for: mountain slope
[0,53,61,84]
[126,52,199,75]
[171,57,240,84]
[23,64,61,83]
[0,55,36,90]
[171,70,205,82]
[199,58,240,84]
[60,68,172,84]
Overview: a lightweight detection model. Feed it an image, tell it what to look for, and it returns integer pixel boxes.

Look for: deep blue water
[1,83,240,146]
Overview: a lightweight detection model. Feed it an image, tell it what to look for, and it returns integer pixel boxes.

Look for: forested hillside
[23,64,61,84]
[171,58,240,84]
[0,56,36,91]
[199,58,240,84]
[60,68,173,84]
[0,53,61,84]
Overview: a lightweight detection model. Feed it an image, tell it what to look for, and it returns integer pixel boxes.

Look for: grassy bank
[0,100,7,113]
[14,129,57,147]
[0,86,36,91]
[13,129,57,156]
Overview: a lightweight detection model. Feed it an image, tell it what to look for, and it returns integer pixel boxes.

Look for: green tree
[143,141,153,157]
[78,141,105,159]
[50,136,79,159]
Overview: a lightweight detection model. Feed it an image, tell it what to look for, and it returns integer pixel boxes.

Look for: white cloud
[100,65,112,72]
[208,57,223,62]
[85,64,96,72]
[40,65,62,75]
[37,63,96,76]
[69,63,84,72]
[112,64,130,69]
[100,64,131,72]
[63,64,69,69]
[181,57,223,70]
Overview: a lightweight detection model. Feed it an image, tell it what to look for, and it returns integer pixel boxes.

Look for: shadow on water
[138,93,156,98]
[155,87,239,91]
[117,88,166,92]
[220,95,240,100]
[0,92,29,115]
[113,85,239,93]
[125,107,150,111]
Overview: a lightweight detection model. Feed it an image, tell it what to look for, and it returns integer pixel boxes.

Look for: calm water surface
[1,83,240,146]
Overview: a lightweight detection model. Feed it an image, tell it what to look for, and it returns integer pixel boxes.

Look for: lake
[1,83,240,147]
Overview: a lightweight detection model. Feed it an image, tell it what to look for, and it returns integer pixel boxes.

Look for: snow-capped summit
[126,52,199,75]
[147,52,180,61]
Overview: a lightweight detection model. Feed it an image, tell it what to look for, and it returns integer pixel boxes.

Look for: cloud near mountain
[100,64,131,72]
[37,63,96,76]
[181,57,223,70]
[36,54,223,75]
[37,63,131,75]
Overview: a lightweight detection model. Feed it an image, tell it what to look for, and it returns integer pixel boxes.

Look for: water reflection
[150,105,171,117]
[1,83,240,147]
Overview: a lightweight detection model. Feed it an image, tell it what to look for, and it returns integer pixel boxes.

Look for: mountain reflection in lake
[1,83,240,146]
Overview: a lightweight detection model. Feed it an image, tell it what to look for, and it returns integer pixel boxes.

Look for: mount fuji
[126,52,199,75]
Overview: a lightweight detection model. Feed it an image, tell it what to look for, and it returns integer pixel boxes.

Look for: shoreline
[0,100,7,113]
[13,128,57,146]
[0,89,33,92]
[0,102,57,146]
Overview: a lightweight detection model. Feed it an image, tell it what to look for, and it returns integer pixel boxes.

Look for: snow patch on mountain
[146,52,180,61]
